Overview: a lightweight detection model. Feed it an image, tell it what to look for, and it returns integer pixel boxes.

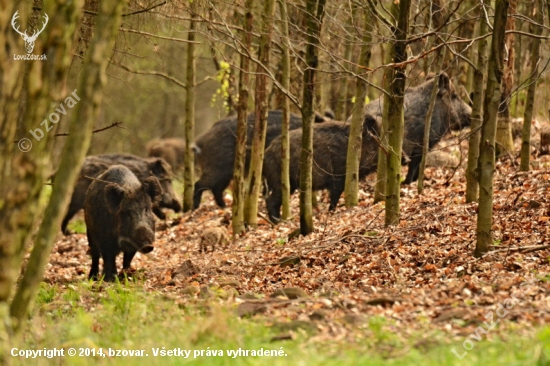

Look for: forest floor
[28,131,550,365]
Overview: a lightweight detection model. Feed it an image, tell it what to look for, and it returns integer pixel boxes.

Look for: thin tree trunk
[456,0,476,86]
[0,1,85,357]
[314,19,328,114]
[0,0,27,289]
[417,49,447,193]
[329,45,342,116]
[520,0,543,171]
[385,0,411,226]
[418,1,447,193]
[345,66,357,121]
[183,1,197,212]
[232,0,253,235]
[465,3,489,203]
[344,7,372,207]
[475,0,509,257]
[373,48,393,203]
[417,76,440,194]
[9,0,125,334]
[279,0,291,220]
[244,0,276,227]
[495,0,517,157]
[511,13,523,118]
[0,1,26,180]
[0,1,30,359]
[300,0,327,236]
[422,0,444,78]
[335,41,352,121]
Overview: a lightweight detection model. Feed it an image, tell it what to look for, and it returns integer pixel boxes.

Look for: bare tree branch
[112,62,189,88]
[122,1,167,17]
[55,121,125,136]
[119,28,200,44]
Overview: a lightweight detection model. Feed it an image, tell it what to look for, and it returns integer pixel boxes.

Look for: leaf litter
[39,136,550,349]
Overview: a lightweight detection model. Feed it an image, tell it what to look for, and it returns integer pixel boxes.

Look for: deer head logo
[11,11,49,54]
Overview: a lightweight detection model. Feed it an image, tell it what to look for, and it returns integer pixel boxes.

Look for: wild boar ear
[438,73,450,91]
[314,112,326,123]
[104,184,125,213]
[143,176,162,202]
[363,114,379,134]
[148,158,171,178]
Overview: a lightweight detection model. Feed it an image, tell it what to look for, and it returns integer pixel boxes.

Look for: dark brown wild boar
[85,165,161,281]
[146,137,186,173]
[364,73,471,183]
[263,115,380,223]
[61,154,181,235]
[192,110,332,209]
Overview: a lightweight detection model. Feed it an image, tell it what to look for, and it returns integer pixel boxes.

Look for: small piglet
[85,165,161,281]
[199,227,229,253]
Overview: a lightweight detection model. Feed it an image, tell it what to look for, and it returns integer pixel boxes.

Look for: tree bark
[511,11,523,118]
[279,0,292,220]
[183,0,197,212]
[374,48,393,203]
[232,0,253,235]
[9,0,126,335]
[385,0,411,226]
[335,41,352,121]
[520,0,543,171]
[422,0,444,77]
[466,3,490,203]
[300,0,326,236]
[0,1,85,358]
[456,0,476,87]
[0,1,30,359]
[495,0,517,157]
[417,1,448,193]
[0,0,28,303]
[329,42,342,117]
[314,29,328,115]
[344,7,372,207]
[475,0,509,257]
[417,49,447,193]
[244,0,276,227]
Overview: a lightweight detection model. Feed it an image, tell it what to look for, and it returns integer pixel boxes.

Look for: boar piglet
[85,165,161,281]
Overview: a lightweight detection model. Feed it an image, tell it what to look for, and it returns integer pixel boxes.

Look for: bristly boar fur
[146,137,186,173]
[263,115,380,223]
[85,165,162,281]
[199,227,230,253]
[192,110,332,209]
[61,154,181,235]
[364,72,471,183]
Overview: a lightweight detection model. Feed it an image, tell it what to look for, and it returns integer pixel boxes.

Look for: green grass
[171,178,184,197]
[67,219,87,234]
[9,282,550,365]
